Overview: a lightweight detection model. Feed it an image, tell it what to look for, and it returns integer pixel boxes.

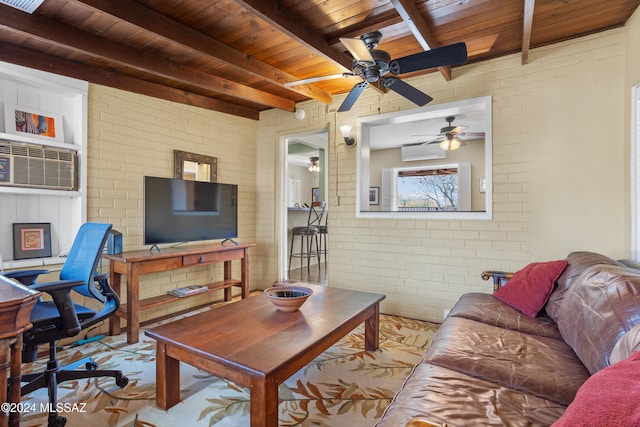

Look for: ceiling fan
[409,116,483,151]
[284,31,468,112]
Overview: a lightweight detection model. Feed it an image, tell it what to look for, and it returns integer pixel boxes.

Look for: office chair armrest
[31,279,85,336]
[4,269,51,286]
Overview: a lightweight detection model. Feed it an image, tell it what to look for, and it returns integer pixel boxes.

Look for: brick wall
[257,28,632,322]
[81,23,639,325]
[87,86,257,322]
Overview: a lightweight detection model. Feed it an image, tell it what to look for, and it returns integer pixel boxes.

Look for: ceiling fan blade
[337,81,368,112]
[382,77,433,106]
[450,125,466,134]
[403,140,439,147]
[284,73,354,87]
[389,42,468,75]
[340,37,375,63]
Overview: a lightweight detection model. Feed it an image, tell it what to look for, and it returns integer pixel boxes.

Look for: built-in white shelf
[0,61,88,268]
[0,131,80,151]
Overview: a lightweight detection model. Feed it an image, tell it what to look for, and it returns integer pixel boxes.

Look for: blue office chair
[3,222,128,427]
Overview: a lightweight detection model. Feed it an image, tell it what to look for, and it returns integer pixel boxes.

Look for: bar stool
[289,201,326,271]
[318,213,328,263]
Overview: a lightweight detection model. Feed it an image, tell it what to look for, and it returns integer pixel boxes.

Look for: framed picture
[369,187,379,205]
[311,187,320,202]
[4,103,65,142]
[13,223,52,260]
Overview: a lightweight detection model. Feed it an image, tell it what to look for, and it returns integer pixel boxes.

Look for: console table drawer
[183,248,244,266]
[183,253,219,265]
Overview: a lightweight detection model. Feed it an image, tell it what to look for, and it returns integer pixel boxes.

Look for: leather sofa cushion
[448,293,562,339]
[546,251,622,322]
[557,264,640,374]
[423,317,590,406]
[610,323,640,364]
[375,363,566,427]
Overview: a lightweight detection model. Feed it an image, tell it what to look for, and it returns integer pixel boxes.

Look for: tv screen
[144,176,238,245]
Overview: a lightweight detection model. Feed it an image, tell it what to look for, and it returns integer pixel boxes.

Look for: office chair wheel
[85,361,99,370]
[48,414,66,427]
[116,375,129,388]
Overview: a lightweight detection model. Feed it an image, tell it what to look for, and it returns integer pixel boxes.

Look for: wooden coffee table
[144,283,385,427]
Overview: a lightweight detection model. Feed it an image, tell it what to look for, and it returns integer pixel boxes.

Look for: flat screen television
[144,176,238,247]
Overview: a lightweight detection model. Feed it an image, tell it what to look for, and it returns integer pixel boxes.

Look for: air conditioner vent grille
[12,145,28,157]
[0,140,77,190]
[28,146,44,158]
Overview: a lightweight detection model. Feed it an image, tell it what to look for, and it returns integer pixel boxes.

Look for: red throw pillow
[552,351,640,426]
[493,260,568,317]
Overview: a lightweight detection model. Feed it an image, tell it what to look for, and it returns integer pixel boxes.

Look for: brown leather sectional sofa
[376,252,640,427]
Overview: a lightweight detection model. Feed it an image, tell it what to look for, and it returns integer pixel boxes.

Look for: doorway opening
[278,129,329,283]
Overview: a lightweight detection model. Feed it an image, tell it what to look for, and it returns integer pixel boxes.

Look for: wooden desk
[145,284,385,427]
[0,276,40,427]
[105,242,255,344]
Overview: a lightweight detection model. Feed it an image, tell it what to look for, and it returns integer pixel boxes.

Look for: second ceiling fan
[285,31,468,112]
[409,115,485,151]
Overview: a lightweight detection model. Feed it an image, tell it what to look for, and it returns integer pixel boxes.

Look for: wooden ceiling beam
[231,0,354,72]
[390,0,452,81]
[522,0,536,64]
[0,6,295,111]
[327,12,404,44]
[0,42,259,120]
[72,0,333,105]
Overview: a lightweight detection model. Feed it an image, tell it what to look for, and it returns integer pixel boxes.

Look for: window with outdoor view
[381,163,471,212]
[397,167,459,211]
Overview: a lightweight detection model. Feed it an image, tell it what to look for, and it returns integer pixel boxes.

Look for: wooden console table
[104,243,255,344]
[0,276,40,427]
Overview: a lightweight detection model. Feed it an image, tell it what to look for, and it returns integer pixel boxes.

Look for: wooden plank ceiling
[0,0,638,120]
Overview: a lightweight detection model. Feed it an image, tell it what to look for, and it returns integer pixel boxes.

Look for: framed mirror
[356,96,492,219]
[174,150,217,182]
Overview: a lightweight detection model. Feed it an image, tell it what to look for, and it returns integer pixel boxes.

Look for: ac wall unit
[0,140,77,190]
[401,144,447,161]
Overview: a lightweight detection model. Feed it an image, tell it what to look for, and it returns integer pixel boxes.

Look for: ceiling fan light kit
[440,137,462,151]
[403,115,478,153]
[287,31,468,113]
[308,156,320,172]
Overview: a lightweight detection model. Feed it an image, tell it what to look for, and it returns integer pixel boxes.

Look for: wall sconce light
[308,156,320,173]
[339,125,356,147]
[294,107,306,120]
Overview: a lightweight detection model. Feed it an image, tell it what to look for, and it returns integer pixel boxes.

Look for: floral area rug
[18,306,439,427]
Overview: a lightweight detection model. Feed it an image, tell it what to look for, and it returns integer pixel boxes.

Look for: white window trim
[356,96,492,220]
